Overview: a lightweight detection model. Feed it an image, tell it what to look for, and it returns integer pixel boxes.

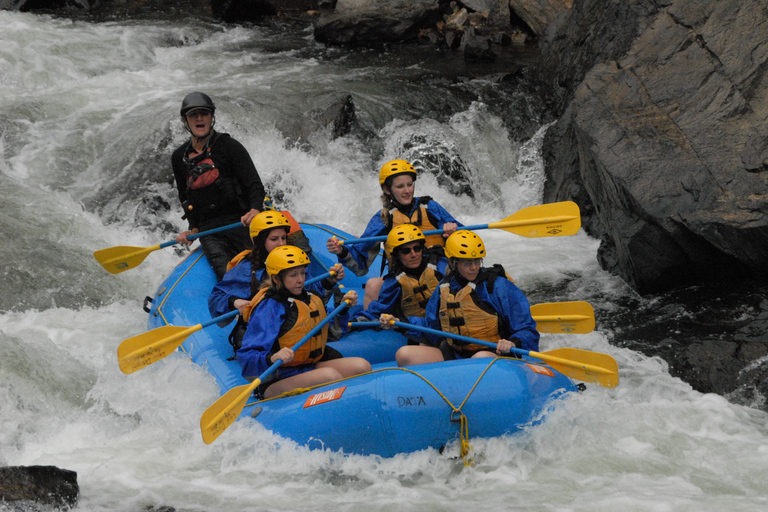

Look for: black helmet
[180,92,216,117]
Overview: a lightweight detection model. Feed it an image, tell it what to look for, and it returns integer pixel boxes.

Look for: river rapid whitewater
[1,11,767,512]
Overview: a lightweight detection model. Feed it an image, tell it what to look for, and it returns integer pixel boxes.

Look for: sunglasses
[398,244,423,255]
[457,258,483,267]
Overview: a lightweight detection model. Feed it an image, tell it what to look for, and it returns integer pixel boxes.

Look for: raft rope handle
[451,356,504,465]
[248,358,510,466]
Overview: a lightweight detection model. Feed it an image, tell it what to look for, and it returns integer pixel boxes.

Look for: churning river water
[1,10,767,512]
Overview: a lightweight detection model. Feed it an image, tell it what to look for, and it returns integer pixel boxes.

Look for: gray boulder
[539,0,768,293]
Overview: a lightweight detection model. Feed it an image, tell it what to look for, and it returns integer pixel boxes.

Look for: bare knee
[396,346,443,367]
[314,366,344,382]
[318,357,371,377]
[363,277,384,308]
[346,357,372,375]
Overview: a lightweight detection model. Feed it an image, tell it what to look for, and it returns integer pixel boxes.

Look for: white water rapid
[1,11,767,512]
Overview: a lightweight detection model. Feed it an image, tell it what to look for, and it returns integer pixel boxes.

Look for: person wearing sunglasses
[354,225,448,327]
[325,159,461,307]
[380,230,539,366]
[171,92,266,280]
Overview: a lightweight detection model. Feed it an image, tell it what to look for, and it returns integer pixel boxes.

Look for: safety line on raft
[247,357,515,466]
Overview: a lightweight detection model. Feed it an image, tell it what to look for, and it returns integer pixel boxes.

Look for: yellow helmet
[385,224,425,254]
[249,211,291,239]
[379,159,416,186]
[265,245,310,276]
[444,231,486,259]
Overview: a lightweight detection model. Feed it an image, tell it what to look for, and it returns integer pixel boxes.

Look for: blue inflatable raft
[143,223,578,457]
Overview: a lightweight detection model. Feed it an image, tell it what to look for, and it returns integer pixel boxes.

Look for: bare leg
[395,345,444,367]
[471,350,498,359]
[264,358,372,398]
[264,367,343,398]
[363,277,384,308]
[316,357,371,377]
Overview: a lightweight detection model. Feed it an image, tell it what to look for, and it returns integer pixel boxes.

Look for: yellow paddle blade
[94,244,161,274]
[531,301,595,334]
[537,347,619,388]
[201,380,261,444]
[489,201,581,237]
[117,324,200,374]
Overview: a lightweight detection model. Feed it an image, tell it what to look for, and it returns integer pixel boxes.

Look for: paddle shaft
[350,315,592,333]
[341,221,559,245]
[388,321,615,380]
[338,202,580,245]
[201,299,351,443]
[140,221,245,250]
[350,300,595,335]
[183,221,243,243]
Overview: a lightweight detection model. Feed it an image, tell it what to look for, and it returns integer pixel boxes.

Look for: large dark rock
[509,0,572,35]
[0,466,79,508]
[539,0,768,294]
[314,0,447,45]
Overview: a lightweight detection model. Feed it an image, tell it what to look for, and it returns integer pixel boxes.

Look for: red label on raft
[525,363,555,377]
[303,386,347,408]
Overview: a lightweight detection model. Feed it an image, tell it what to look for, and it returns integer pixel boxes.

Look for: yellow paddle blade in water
[117,324,201,374]
[537,347,619,388]
[200,381,261,444]
[530,301,596,334]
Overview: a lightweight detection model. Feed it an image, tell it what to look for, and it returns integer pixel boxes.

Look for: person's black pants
[199,222,253,280]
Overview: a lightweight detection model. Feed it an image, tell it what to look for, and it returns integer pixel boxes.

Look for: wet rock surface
[0,466,78,509]
[601,282,768,410]
[539,0,768,295]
